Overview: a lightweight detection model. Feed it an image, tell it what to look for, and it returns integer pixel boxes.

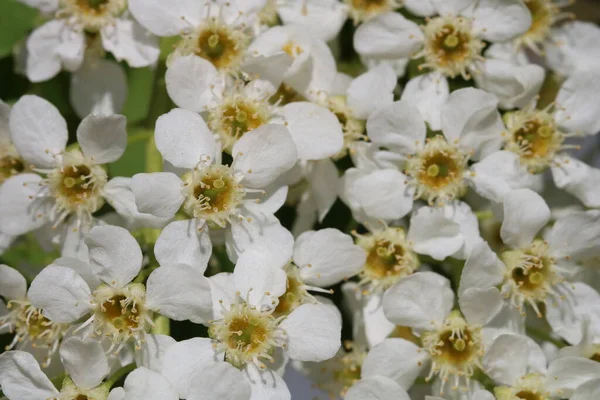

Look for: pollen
[0,145,26,184]
[0,300,67,367]
[419,16,485,79]
[326,96,367,159]
[494,373,551,400]
[208,94,272,152]
[173,16,249,73]
[503,107,573,173]
[355,227,420,292]
[282,41,304,58]
[91,283,151,349]
[404,135,469,205]
[421,310,483,393]
[181,164,245,228]
[500,240,564,317]
[273,264,312,318]
[208,300,286,370]
[345,0,401,23]
[57,0,127,32]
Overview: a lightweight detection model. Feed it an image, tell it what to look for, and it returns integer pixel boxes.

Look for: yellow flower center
[345,0,400,23]
[495,373,551,400]
[517,0,565,51]
[273,265,309,318]
[404,135,469,205]
[58,0,126,32]
[0,150,25,184]
[327,96,366,159]
[420,16,485,79]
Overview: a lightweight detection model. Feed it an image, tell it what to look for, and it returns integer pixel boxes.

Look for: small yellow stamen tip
[427,164,440,177]
[235,110,247,123]
[63,177,76,188]
[444,34,460,48]
[208,34,220,48]
[213,178,225,189]
[538,126,553,138]
[529,272,543,285]
[453,338,466,352]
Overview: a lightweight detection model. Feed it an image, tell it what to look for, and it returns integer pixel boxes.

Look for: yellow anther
[208,34,220,48]
[444,34,460,48]
[427,164,440,177]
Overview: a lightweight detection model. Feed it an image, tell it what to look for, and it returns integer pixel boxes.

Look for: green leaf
[145,136,162,173]
[109,131,148,177]
[0,0,37,58]
[121,66,155,124]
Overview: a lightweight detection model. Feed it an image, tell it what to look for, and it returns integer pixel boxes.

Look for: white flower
[0,95,162,254]
[341,88,533,221]
[0,340,113,400]
[545,21,600,76]
[0,265,68,367]
[131,108,298,264]
[354,0,531,81]
[459,190,600,342]
[276,0,347,42]
[28,225,214,351]
[104,367,179,400]
[361,271,505,394]
[154,244,345,399]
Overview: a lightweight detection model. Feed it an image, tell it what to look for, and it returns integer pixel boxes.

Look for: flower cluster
[1,0,600,399]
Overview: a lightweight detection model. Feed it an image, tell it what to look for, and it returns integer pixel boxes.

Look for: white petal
[546,209,600,260]
[400,73,449,131]
[241,53,293,93]
[545,21,600,76]
[366,100,427,155]
[347,64,397,120]
[500,189,550,248]
[280,303,341,362]
[382,272,454,329]
[0,265,27,301]
[146,265,213,324]
[404,0,436,16]
[482,334,529,386]
[295,229,366,287]
[155,108,215,168]
[56,25,85,71]
[18,0,58,13]
[361,338,428,389]
[0,351,58,400]
[70,59,127,118]
[474,59,545,111]
[459,241,504,296]
[555,71,600,136]
[134,334,176,373]
[472,0,532,42]
[128,0,202,36]
[232,124,297,189]
[48,257,100,291]
[281,102,343,161]
[244,364,291,400]
[10,95,67,168]
[163,338,223,398]
[85,225,143,286]
[188,362,251,400]
[572,378,600,400]
[165,55,222,112]
[469,151,538,203]
[77,114,127,164]
[407,205,463,260]
[341,168,413,221]
[154,220,212,273]
[552,155,600,208]
[546,356,600,397]
[226,208,293,266]
[101,19,159,68]
[346,376,410,400]
[305,159,339,222]
[459,287,503,325]
[354,13,423,59]
[123,367,178,400]
[108,388,125,400]
[233,247,287,308]
[431,0,474,15]
[277,0,346,42]
[25,21,63,83]
[28,266,92,323]
[0,174,52,235]
[441,87,504,161]
[59,337,108,389]
[131,172,185,218]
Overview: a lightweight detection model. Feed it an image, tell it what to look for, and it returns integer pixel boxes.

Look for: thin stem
[105,363,136,388]
[127,130,153,145]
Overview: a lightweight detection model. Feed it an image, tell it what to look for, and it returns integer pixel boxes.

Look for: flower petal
[146,265,213,324]
[188,362,252,400]
[0,265,27,301]
[25,20,63,82]
[546,209,600,260]
[459,287,503,326]
[59,337,109,389]
[551,155,600,208]
[244,363,291,400]
[295,229,366,287]
[28,266,92,323]
[472,0,532,42]
[232,124,297,189]
[354,13,423,59]
[459,241,504,296]
[280,102,343,161]
[346,376,410,400]
[0,351,58,400]
[500,189,550,248]
[554,70,600,136]
[123,367,178,400]
[165,55,222,112]
[482,333,529,386]
[85,225,143,286]
[155,108,216,168]
[0,174,51,235]
[134,334,176,373]
[128,0,202,36]
[347,64,397,120]
[280,303,341,362]
[400,73,449,131]
[131,172,185,219]
[383,272,453,329]
[407,205,463,261]
[77,114,127,164]
[101,19,159,68]
[154,220,212,273]
[10,95,67,168]
[546,356,600,398]
[233,247,287,308]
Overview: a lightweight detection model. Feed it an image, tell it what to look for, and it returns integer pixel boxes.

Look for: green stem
[50,373,66,390]
[151,314,171,335]
[127,130,153,145]
[526,326,565,348]
[475,210,494,220]
[105,363,136,388]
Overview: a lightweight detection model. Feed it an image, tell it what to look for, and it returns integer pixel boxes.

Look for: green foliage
[0,0,37,58]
